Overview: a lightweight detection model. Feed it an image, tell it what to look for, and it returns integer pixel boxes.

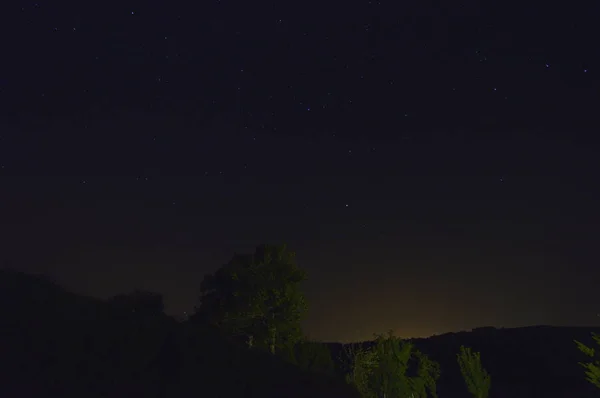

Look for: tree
[345,331,440,398]
[574,333,600,389]
[345,344,380,398]
[194,243,308,356]
[456,345,491,398]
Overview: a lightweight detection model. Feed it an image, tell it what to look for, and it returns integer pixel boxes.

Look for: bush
[345,331,440,398]
[456,345,491,398]
[574,333,600,389]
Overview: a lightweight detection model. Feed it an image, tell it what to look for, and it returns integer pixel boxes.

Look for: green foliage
[345,344,380,398]
[195,243,308,356]
[574,333,600,389]
[411,350,442,398]
[456,345,491,398]
[345,331,440,398]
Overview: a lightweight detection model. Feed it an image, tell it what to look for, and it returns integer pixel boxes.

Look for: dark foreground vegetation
[1,244,599,398]
[0,269,359,398]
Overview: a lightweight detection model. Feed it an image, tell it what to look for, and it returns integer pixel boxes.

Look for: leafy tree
[410,349,442,398]
[345,331,440,398]
[345,344,380,398]
[456,345,491,398]
[574,333,600,389]
[194,243,308,356]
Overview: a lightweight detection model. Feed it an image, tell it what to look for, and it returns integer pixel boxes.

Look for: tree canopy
[574,332,600,389]
[457,345,491,398]
[345,331,440,398]
[194,243,308,355]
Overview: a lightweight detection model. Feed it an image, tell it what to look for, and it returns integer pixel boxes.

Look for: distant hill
[0,269,360,398]
[3,269,598,398]
[326,325,600,398]
[411,326,600,397]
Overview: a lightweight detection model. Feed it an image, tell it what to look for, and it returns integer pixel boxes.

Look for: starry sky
[2,0,600,342]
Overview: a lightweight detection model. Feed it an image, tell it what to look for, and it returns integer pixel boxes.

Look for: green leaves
[456,345,491,398]
[345,331,440,398]
[195,244,308,356]
[413,349,441,398]
[575,333,600,389]
[575,336,597,358]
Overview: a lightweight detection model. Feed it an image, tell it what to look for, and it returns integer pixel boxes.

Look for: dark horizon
[2,0,600,343]
[3,264,600,344]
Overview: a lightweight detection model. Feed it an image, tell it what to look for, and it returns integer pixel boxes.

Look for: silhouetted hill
[0,269,177,397]
[327,325,600,398]
[3,269,598,398]
[0,269,360,398]
[414,326,600,397]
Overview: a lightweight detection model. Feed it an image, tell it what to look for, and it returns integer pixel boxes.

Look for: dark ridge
[327,325,600,398]
[0,269,360,398]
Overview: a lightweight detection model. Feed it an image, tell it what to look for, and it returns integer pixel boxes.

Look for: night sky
[2,0,600,343]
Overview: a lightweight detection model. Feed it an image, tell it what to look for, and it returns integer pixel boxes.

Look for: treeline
[1,243,599,398]
[187,243,600,397]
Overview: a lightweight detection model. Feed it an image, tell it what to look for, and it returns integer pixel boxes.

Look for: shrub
[456,345,491,398]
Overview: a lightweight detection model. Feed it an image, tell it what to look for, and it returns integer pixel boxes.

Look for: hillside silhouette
[0,269,360,398]
[1,268,598,398]
[407,326,600,397]
[326,326,600,397]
